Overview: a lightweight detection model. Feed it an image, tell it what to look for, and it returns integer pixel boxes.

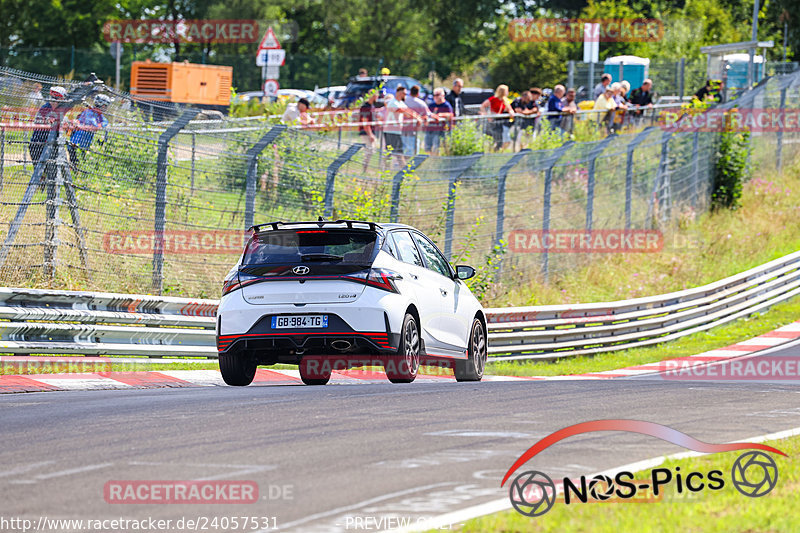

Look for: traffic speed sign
[263,79,280,97]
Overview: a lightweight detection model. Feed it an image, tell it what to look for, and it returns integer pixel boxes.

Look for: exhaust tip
[331,340,352,351]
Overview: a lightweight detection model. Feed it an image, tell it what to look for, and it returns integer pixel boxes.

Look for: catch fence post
[443,153,484,260]
[244,125,287,231]
[390,154,428,223]
[151,109,199,295]
[624,127,656,229]
[324,144,363,218]
[776,86,787,171]
[540,142,574,283]
[494,149,530,247]
[585,135,616,232]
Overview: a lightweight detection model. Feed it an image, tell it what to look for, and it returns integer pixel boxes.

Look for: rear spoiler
[248,219,380,234]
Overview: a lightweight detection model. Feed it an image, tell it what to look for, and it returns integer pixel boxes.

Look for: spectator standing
[404,85,431,156]
[29,85,69,168]
[561,87,578,133]
[359,89,380,170]
[445,78,465,117]
[357,68,368,78]
[511,90,537,134]
[593,73,612,99]
[547,85,566,132]
[593,85,617,133]
[480,84,514,151]
[610,82,628,131]
[68,94,111,168]
[629,78,653,123]
[425,88,453,155]
[384,85,422,166]
[281,98,316,126]
[695,79,724,103]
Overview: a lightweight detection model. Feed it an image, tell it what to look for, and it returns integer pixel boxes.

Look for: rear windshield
[345,81,377,95]
[242,230,377,266]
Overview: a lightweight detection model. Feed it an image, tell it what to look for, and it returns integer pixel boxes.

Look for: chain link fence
[1,66,799,298]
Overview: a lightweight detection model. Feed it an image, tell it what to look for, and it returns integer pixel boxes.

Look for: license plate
[271,315,328,329]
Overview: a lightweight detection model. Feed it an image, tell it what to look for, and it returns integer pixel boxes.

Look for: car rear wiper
[301,253,344,262]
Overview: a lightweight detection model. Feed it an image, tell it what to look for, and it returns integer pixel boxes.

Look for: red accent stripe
[104,372,197,388]
[760,330,800,338]
[724,344,772,351]
[0,375,60,393]
[252,369,302,384]
[219,331,385,339]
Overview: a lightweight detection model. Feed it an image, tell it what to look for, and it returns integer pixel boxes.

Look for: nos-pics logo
[501,420,784,517]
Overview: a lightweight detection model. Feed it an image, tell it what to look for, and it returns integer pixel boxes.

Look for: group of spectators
[591,73,654,134]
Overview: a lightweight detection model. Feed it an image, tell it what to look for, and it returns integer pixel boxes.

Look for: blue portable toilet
[722,53,764,89]
[603,55,649,95]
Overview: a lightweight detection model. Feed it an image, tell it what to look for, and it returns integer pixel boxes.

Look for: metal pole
[390,154,428,222]
[748,0,760,88]
[324,144,363,218]
[588,62,595,96]
[567,61,575,89]
[776,87,787,171]
[585,135,616,232]
[624,127,655,229]
[494,150,530,247]
[190,132,196,196]
[539,142,573,282]
[618,62,623,84]
[691,131,700,208]
[678,58,685,98]
[0,126,4,192]
[244,125,286,231]
[152,109,199,294]
[44,141,65,280]
[115,41,121,91]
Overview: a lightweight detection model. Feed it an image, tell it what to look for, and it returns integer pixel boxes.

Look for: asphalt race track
[2,343,800,532]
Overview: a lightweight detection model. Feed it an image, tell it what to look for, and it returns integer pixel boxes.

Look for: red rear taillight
[222,272,262,296]
[343,268,402,293]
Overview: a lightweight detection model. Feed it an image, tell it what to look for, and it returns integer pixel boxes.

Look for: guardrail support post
[390,154,428,223]
[324,144,363,218]
[244,125,286,231]
[495,150,530,247]
[443,153,483,260]
[152,109,199,295]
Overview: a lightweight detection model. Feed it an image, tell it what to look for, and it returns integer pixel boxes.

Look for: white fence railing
[2,250,799,361]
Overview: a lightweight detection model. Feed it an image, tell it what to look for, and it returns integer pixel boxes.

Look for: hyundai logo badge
[293,265,310,275]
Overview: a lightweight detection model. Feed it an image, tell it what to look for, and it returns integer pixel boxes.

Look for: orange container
[130,60,232,106]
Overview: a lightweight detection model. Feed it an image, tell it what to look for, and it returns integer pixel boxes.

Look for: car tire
[385,313,420,383]
[219,352,257,386]
[299,357,332,386]
[455,318,487,382]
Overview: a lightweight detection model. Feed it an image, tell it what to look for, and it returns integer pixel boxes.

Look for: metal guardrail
[1,250,800,361]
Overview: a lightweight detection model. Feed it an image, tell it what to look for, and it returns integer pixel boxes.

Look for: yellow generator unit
[130,60,232,109]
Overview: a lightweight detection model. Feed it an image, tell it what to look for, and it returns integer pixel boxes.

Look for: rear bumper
[217,312,400,362]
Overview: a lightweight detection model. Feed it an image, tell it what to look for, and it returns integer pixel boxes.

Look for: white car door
[411,232,469,354]
[389,231,439,349]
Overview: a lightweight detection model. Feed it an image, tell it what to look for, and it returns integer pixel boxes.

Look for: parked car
[233,89,327,108]
[459,87,496,106]
[334,76,430,108]
[314,85,347,106]
[216,219,487,386]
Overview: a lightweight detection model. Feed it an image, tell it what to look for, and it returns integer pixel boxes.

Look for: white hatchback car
[216,220,487,386]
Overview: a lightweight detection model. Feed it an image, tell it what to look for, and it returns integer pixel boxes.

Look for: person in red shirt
[480,84,515,151]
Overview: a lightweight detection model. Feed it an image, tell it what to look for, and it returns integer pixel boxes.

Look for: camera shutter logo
[292,265,310,275]
[731,451,778,497]
[509,471,556,517]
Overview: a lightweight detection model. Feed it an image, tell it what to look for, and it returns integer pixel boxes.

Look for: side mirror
[455,265,476,280]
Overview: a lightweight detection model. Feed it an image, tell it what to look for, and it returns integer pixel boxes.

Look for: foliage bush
[444,121,492,156]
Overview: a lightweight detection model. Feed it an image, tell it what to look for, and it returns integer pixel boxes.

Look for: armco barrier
[1,250,800,361]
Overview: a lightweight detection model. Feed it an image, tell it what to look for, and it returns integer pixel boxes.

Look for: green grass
[457,433,800,532]
[486,294,800,377]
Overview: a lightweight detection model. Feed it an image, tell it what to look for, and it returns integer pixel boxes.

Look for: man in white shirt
[384,85,422,166]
